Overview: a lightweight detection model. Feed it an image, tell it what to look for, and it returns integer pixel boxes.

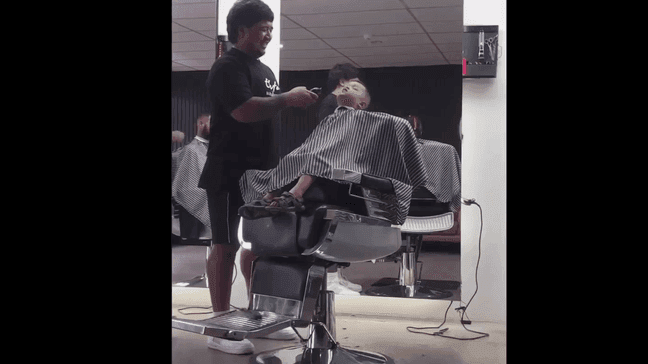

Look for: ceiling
[172,0,463,72]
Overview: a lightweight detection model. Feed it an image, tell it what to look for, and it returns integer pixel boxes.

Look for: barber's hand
[284,86,318,108]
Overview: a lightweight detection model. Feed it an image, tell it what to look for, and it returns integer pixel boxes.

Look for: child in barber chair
[240,80,371,217]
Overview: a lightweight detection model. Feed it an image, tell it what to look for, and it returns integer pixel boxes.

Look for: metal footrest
[172,310,293,340]
[364,283,454,299]
[400,212,454,234]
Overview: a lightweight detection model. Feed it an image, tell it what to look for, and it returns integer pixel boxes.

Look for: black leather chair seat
[407,187,450,217]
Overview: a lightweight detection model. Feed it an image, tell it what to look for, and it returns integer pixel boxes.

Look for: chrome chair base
[251,345,395,364]
[364,283,453,299]
[251,287,394,364]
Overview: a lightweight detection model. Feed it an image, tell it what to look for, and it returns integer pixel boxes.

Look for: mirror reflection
[172,0,463,302]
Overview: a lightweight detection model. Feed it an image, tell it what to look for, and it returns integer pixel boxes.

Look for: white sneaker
[326,279,361,296]
[327,271,361,295]
[207,336,255,355]
[337,270,362,292]
[260,327,299,340]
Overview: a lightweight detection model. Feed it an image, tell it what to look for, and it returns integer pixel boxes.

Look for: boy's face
[336,80,369,110]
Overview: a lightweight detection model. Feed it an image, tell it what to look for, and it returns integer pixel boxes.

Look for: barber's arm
[231,86,318,123]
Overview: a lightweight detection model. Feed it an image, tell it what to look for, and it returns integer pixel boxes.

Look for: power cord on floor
[175,263,245,315]
[406,198,489,340]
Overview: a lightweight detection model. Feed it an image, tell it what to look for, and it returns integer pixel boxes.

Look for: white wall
[460,0,506,324]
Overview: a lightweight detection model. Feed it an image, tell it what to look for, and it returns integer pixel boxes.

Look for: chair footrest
[400,212,454,234]
[172,310,293,340]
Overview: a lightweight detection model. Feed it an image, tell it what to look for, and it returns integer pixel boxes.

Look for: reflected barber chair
[172,169,403,364]
[363,187,455,299]
[172,197,213,287]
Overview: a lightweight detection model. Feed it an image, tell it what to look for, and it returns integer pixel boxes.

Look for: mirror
[172,0,463,302]
[277,0,463,301]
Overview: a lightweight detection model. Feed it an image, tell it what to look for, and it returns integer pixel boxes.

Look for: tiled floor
[172,287,506,364]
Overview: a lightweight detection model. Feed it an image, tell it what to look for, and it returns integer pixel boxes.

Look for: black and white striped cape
[239,107,460,225]
[418,139,462,212]
[172,137,211,227]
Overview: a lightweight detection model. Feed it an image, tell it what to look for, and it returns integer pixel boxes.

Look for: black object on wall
[462,25,499,78]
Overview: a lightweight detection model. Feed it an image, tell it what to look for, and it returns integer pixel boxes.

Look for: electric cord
[175,262,245,315]
[406,300,453,333]
[405,198,489,340]
[463,199,482,313]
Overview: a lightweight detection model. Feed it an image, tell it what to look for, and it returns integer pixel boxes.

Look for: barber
[197,0,318,355]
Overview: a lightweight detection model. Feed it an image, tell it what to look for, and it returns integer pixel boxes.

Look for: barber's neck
[233,44,260,59]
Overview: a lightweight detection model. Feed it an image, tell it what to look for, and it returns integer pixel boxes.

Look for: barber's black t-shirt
[198,48,281,192]
[317,93,338,123]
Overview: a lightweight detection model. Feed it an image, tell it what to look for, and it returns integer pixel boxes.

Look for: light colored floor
[172,287,506,364]
[171,244,504,363]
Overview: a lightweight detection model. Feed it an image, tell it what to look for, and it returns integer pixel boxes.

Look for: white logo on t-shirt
[265,78,279,96]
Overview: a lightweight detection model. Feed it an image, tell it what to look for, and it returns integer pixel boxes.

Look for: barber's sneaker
[260,327,299,340]
[337,270,362,292]
[207,336,255,355]
[327,274,361,296]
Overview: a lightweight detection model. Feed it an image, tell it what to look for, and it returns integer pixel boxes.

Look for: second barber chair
[364,187,455,299]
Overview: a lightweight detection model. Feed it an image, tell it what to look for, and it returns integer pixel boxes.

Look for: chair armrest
[331,169,394,194]
[331,168,362,183]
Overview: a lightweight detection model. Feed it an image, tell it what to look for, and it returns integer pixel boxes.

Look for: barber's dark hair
[226,0,274,44]
[326,63,361,94]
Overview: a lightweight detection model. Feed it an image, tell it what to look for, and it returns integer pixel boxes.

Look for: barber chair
[363,187,455,299]
[172,197,213,287]
[172,169,405,363]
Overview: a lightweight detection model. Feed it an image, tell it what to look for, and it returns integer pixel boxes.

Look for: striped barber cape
[239,107,452,225]
[418,139,462,213]
[172,137,211,227]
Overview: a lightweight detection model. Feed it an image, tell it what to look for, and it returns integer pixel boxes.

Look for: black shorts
[206,188,245,247]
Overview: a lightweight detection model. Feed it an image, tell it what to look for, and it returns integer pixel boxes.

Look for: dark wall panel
[171,65,462,160]
[171,71,211,151]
